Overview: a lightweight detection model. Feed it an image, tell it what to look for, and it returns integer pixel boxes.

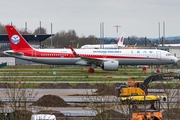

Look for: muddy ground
[0,82,179,119]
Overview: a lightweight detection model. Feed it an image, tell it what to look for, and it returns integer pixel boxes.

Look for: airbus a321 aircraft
[81,33,125,49]
[3,25,178,73]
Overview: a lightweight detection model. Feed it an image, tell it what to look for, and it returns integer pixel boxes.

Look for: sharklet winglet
[69,45,79,57]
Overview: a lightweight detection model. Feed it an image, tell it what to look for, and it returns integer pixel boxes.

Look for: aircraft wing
[77,55,104,66]
[80,56,103,63]
[69,45,103,64]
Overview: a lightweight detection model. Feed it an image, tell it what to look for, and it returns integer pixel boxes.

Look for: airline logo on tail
[117,32,125,47]
[11,35,20,44]
[120,36,124,42]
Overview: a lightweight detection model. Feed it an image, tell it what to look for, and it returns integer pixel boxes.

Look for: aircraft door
[156,51,161,59]
[103,51,106,58]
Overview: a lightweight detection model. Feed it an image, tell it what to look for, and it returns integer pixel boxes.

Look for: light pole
[100,22,104,49]
[113,25,121,43]
[50,23,53,48]
[70,40,75,47]
[113,25,121,33]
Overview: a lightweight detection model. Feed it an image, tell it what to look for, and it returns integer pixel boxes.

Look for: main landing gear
[88,63,96,73]
[88,68,94,73]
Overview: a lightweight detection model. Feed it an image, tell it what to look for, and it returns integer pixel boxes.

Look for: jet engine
[101,61,119,71]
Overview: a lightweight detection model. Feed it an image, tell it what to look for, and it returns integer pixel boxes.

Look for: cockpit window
[166,53,172,56]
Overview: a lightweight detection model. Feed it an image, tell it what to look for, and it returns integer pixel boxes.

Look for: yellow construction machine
[115,73,179,120]
[126,95,163,120]
[116,73,178,98]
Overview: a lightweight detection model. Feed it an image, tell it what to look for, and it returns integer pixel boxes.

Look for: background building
[0,34,52,65]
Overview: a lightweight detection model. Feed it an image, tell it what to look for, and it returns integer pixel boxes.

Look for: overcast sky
[1,0,180,38]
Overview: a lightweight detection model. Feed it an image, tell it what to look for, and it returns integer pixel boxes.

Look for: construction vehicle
[126,95,162,120]
[117,77,146,97]
[115,73,180,120]
[116,73,179,98]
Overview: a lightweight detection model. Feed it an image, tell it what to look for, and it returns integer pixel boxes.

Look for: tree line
[0,23,98,48]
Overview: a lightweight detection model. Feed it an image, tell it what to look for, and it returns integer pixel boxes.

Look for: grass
[0,65,163,77]
[9,82,38,88]
[0,76,145,82]
[0,64,178,83]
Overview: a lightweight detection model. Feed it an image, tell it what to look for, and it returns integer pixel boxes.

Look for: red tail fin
[6,25,33,50]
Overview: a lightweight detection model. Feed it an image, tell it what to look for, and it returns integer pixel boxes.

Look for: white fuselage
[5,25,178,71]
[3,48,178,66]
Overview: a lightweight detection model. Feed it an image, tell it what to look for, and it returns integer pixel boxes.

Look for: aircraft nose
[173,57,178,64]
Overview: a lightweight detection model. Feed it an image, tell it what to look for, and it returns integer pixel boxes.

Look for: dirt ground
[0,82,179,119]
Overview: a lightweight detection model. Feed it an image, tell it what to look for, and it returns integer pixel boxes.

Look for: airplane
[3,25,178,73]
[80,33,125,49]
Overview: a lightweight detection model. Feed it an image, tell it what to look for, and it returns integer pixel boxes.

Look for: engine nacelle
[101,61,119,71]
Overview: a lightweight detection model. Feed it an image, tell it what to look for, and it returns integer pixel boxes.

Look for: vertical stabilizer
[117,32,125,47]
[6,25,33,50]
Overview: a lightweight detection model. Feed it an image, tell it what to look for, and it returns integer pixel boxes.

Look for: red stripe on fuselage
[19,49,156,60]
